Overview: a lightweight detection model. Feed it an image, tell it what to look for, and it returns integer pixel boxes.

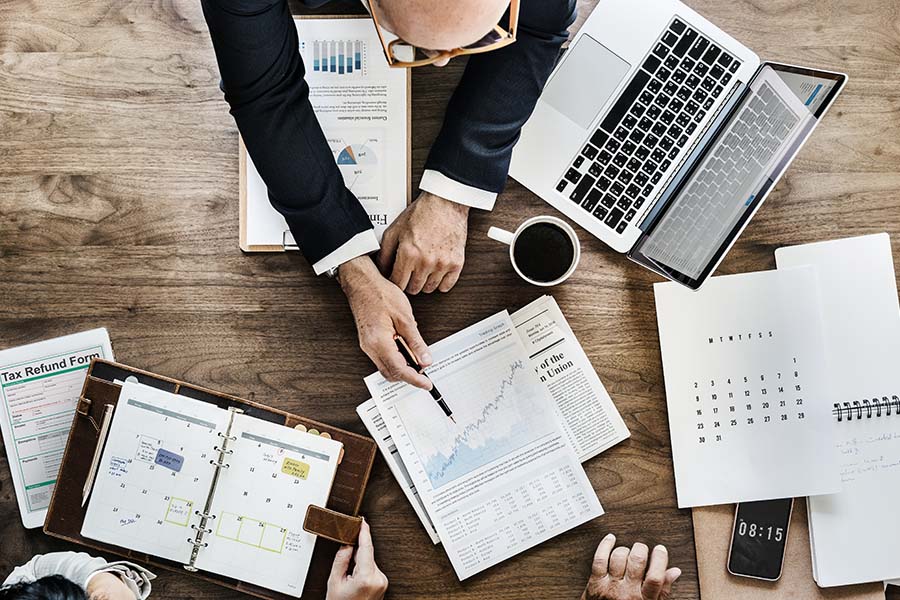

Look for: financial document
[242,16,408,250]
[365,311,603,579]
[0,329,113,528]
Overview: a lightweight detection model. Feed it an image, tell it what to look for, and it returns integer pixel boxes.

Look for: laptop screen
[629,64,845,289]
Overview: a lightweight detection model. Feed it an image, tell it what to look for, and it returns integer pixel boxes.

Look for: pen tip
[450,416,456,424]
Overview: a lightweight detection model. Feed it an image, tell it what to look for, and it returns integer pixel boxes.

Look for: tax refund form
[0,329,113,528]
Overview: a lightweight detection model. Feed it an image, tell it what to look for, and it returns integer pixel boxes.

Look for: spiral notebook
[776,233,900,587]
[81,381,343,597]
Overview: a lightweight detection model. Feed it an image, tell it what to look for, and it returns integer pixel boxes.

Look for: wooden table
[1,0,898,598]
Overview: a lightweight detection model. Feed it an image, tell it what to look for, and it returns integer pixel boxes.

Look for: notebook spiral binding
[832,395,900,422]
[184,406,243,572]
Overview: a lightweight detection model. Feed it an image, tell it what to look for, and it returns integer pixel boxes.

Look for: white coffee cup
[487,216,581,286]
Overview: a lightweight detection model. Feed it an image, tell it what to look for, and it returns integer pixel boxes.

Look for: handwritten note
[136,436,161,463]
[154,448,184,472]
[281,458,310,480]
[108,456,129,478]
[838,432,900,483]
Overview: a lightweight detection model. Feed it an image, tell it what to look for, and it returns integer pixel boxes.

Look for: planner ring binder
[832,395,900,421]
[186,406,242,572]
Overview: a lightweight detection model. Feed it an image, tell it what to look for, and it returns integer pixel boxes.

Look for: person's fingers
[625,542,649,581]
[376,227,400,275]
[590,533,617,577]
[395,314,432,366]
[353,519,376,575]
[379,344,431,389]
[406,268,430,295]
[328,544,353,583]
[641,545,669,599]
[608,546,630,579]
[421,270,447,294]
[389,249,414,292]
[659,567,681,600]
[437,267,462,293]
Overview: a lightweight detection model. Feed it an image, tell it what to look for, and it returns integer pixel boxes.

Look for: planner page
[654,268,841,508]
[196,415,343,598]
[82,382,229,563]
[777,233,900,586]
[366,310,602,580]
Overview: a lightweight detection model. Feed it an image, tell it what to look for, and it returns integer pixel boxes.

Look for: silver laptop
[509,0,846,289]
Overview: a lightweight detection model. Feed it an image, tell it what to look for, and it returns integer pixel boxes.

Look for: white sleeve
[3,552,108,589]
[311,229,380,275]
[419,169,498,211]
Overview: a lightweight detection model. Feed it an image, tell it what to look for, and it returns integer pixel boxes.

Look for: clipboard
[239,14,412,252]
[44,359,377,600]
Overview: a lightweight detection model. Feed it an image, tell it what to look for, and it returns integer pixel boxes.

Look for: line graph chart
[396,348,557,489]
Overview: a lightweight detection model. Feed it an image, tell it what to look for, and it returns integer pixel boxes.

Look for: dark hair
[0,575,87,600]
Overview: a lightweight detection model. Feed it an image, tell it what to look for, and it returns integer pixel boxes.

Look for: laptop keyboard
[556,18,741,235]
[637,80,799,275]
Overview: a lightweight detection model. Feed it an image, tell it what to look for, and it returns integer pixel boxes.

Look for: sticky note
[154,448,184,472]
[281,457,309,479]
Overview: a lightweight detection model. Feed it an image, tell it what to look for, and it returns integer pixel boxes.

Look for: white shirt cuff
[419,169,497,211]
[312,229,380,275]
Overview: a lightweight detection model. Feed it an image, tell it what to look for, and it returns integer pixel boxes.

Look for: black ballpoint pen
[394,335,455,423]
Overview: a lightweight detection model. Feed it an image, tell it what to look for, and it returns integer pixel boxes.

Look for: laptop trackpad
[543,35,631,130]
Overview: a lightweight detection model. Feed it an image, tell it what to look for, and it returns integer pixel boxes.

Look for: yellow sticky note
[281,457,310,480]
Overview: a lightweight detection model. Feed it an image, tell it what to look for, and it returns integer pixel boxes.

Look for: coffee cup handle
[487,226,515,246]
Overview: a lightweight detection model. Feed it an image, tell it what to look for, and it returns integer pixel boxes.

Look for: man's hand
[339,255,432,390]
[581,534,681,600]
[377,191,469,295]
[327,520,388,600]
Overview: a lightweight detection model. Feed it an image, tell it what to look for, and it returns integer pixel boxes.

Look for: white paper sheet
[0,328,113,528]
[365,311,602,580]
[197,414,342,597]
[654,268,841,507]
[82,382,228,563]
[776,233,900,587]
[244,17,408,249]
[357,399,440,544]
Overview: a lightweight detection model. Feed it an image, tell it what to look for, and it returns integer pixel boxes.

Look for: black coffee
[512,222,575,283]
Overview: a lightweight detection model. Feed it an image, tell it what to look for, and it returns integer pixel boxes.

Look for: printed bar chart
[310,40,365,76]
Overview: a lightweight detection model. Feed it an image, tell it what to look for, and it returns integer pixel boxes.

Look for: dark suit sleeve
[201,0,372,265]
[423,0,577,195]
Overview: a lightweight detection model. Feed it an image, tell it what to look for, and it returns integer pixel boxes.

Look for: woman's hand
[326,520,388,600]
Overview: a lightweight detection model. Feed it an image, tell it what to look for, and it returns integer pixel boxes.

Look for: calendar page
[654,268,841,508]
[82,382,228,563]
[196,414,342,598]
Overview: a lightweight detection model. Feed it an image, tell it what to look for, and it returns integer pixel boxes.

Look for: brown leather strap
[303,505,362,545]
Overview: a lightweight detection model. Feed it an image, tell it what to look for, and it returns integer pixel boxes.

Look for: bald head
[375,0,510,52]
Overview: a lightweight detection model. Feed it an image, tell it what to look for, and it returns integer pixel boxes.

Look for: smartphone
[727,498,793,581]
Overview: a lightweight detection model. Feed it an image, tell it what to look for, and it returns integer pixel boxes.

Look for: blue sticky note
[154,448,184,472]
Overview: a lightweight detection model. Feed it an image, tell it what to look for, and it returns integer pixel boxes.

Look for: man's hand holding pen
[394,335,456,424]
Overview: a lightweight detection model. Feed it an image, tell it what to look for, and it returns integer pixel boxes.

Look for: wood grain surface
[1,1,899,598]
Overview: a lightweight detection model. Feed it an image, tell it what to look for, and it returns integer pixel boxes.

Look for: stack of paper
[359,296,629,578]
[776,233,900,587]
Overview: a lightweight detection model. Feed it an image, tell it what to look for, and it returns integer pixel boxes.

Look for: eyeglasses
[369,0,520,68]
